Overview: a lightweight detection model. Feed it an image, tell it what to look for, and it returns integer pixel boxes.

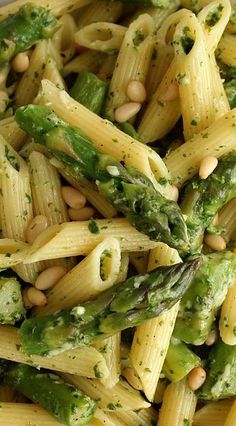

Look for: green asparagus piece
[199,340,236,400]
[15,104,189,254]
[181,152,236,253]
[0,361,96,425]
[224,79,236,109]
[0,3,58,67]
[0,276,25,324]
[70,71,108,116]
[174,251,236,345]
[19,258,200,356]
[118,122,143,142]
[162,337,201,382]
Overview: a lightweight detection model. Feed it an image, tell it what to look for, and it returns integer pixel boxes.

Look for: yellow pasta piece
[76,0,124,30]
[63,50,107,77]
[219,278,236,345]
[34,237,122,316]
[105,14,154,120]
[193,400,233,426]
[107,407,158,425]
[0,325,109,379]
[43,57,66,90]
[94,333,121,389]
[97,55,117,82]
[223,399,236,426]
[0,239,29,269]
[24,219,158,264]
[130,243,181,401]
[0,385,15,402]
[61,374,151,411]
[158,378,197,426]
[0,117,26,151]
[165,108,236,187]
[130,0,179,29]
[217,33,236,67]
[75,22,126,53]
[39,79,172,196]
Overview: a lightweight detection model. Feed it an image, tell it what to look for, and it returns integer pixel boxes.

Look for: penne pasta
[219,277,236,345]
[130,242,181,401]
[42,57,66,90]
[0,116,26,151]
[193,400,233,426]
[61,374,151,411]
[75,22,126,53]
[158,378,197,426]
[76,0,124,30]
[217,32,236,67]
[105,14,154,121]
[165,108,236,187]
[219,198,236,242]
[94,333,121,389]
[63,50,107,77]
[107,407,158,426]
[0,239,29,269]
[222,399,236,426]
[0,385,15,402]
[0,325,109,379]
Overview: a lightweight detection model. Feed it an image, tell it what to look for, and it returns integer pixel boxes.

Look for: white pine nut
[170,185,179,202]
[11,52,30,73]
[68,206,95,221]
[204,233,226,251]
[188,367,206,391]
[199,156,218,179]
[126,80,147,103]
[35,266,67,290]
[62,186,86,209]
[23,287,34,309]
[114,102,141,123]
[161,82,179,102]
[26,215,48,244]
[27,287,47,307]
[205,328,217,346]
[0,90,8,114]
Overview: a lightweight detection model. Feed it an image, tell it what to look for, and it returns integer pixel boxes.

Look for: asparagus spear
[19,258,200,356]
[70,71,108,116]
[174,251,236,345]
[199,340,236,400]
[181,152,236,253]
[15,104,189,254]
[0,361,96,425]
[162,337,201,383]
[0,276,25,324]
[0,3,58,67]
[118,122,143,142]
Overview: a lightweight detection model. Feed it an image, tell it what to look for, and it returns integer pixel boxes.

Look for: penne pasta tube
[0,385,15,402]
[94,333,121,389]
[219,198,236,242]
[39,79,172,196]
[0,0,94,21]
[219,277,236,345]
[105,14,154,120]
[0,239,29,269]
[158,378,197,426]
[76,0,124,30]
[107,407,158,426]
[164,108,236,187]
[56,14,77,64]
[223,399,236,426]
[0,403,61,426]
[42,57,66,90]
[0,325,109,379]
[226,5,236,33]
[34,237,122,316]
[129,0,180,29]
[173,13,216,140]
[75,22,127,53]
[24,219,159,264]
[217,33,236,67]
[61,374,151,411]
[130,242,181,401]
[193,400,233,426]
[97,54,117,82]
[63,50,107,77]
[0,116,26,151]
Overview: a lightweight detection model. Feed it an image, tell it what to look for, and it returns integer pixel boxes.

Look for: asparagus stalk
[174,251,236,345]
[19,258,200,356]
[0,276,25,324]
[15,104,189,254]
[0,3,58,67]
[162,337,201,383]
[70,71,108,116]
[181,152,236,253]
[0,361,96,426]
[199,340,236,400]
[118,122,143,142]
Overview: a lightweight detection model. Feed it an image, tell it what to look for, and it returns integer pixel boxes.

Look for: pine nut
[11,52,30,73]
[205,328,217,346]
[188,367,206,391]
[68,206,95,221]
[161,82,179,102]
[204,233,226,251]
[199,156,218,179]
[26,215,48,244]
[23,287,34,309]
[170,185,179,202]
[0,90,8,114]
[114,102,141,123]
[212,213,219,227]
[27,287,47,307]
[62,186,86,209]
[35,266,67,290]
[126,80,147,103]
